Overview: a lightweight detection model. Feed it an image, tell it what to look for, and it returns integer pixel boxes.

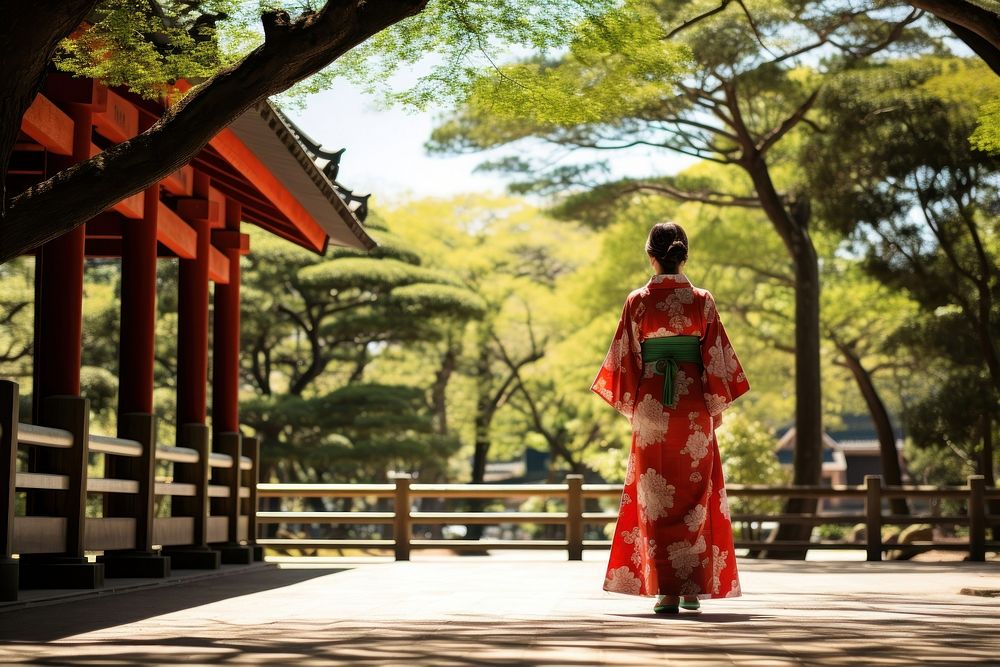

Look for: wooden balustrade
[258,473,999,563]
[0,380,262,601]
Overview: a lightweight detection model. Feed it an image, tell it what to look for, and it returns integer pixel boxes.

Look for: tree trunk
[742,154,823,558]
[0,1,97,211]
[974,280,1000,397]
[768,244,823,556]
[471,342,491,485]
[836,340,909,515]
[905,1,1000,74]
[1,0,429,263]
[431,337,459,435]
[942,19,1000,75]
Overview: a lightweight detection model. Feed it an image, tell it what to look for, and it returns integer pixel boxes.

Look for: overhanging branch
[1,0,428,264]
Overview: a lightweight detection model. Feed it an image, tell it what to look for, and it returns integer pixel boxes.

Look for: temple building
[2,72,373,594]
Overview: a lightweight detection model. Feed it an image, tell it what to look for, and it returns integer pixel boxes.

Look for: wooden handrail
[88,434,143,457]
[17,423,73,448]
[156,445,199,464]
[256,474,999,563]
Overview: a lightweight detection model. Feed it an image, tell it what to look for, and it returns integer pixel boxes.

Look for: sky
[285,81,697,206]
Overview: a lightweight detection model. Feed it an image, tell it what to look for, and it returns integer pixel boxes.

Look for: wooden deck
[0,557,998,665]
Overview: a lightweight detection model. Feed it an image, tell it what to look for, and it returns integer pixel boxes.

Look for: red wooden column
[176,174,212,428]
[103,183,171,579]
[32,107,91,408]
[211,201,245,433]
[117,186,159,413]
[210,202,253,563]
[168,172,221,569]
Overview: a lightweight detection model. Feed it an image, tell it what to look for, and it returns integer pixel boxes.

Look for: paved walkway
[0,558,997,665]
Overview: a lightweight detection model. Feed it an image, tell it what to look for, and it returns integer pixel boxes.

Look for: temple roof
[230,103,375,252]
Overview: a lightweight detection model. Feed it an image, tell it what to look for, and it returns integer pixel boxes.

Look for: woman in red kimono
[591,221,750,614]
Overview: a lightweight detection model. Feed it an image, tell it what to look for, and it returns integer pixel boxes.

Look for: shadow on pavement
[0,567,349,643]
[1,609,997,666]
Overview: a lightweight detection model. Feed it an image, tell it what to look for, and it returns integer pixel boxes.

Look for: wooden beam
[92,90,139,144]
[84,239,123,257]
[208,245,230,284]
[210,129,327,253]
[86,143,143,219]
[156,202,196,259]
[43,74,108,111]
[21,94,73,156]
[175,185,225,226]
[85,213,123,239]
[212,231,251,256]
[163,166,194,196]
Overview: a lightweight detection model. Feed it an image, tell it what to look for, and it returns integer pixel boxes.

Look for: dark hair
[645,222,689,273]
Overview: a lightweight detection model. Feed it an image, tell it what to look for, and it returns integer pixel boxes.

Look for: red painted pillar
[176,213,211,427]
[118,186,159,414]
[32,108,91,408]
[212,202,243,433]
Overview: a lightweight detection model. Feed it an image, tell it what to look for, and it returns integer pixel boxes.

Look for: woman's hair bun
[645,222,689,271]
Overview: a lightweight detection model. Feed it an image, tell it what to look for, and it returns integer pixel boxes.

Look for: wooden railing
[258,473,1000,562]
[1,380,261,602]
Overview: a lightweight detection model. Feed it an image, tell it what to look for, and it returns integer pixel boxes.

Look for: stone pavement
[0,557,997,666]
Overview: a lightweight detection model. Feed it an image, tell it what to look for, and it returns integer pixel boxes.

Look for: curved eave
[227,102,376,253]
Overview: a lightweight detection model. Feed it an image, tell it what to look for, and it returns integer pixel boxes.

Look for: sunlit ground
[1,556,997,666]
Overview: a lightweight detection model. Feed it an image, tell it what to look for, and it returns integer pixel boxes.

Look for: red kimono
[592,273,750,599]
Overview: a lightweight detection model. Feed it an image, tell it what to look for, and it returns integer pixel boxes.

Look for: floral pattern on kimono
[592,273,750,599]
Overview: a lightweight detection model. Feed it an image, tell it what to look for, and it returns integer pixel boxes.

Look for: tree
[903,1,1000,73]
[0,0,617,263]
[806,57,1000,489]
[431,1,930,552]
[383,195,596,482]
[238,218,485,481]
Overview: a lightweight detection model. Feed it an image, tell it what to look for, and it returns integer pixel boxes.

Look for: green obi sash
[641,336,702,408]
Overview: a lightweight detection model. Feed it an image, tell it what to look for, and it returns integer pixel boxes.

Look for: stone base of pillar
[98,551,171,578]
[0,558,18,601]
[250,545,265,562]
[161,547,221,570]
[18,555,104,589]
[213,543,253,565]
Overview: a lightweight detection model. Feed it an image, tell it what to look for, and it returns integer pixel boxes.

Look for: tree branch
[906,1,1000,60]
[756,88,820,154]
[1,0,429,263]
[665,1,732,40]
[620,181,762,208]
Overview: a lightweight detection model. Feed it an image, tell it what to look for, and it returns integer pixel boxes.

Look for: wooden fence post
[163,423,219,569]
[566,474,584,561]
[212,432,252,564]
[100,412,170,578]
[21,395,103,588]
[243,436,263,561]
[393,474,412,561]
[0,381,19,600]
[865,475,882,562]
[968,475,986,562]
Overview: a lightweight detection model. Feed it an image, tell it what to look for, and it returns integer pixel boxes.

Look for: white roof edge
[228,101,376,252]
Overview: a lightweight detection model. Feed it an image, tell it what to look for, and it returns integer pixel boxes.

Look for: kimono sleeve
[700,291,750,417]
[590,299,642,420]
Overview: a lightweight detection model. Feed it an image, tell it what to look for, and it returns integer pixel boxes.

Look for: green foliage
[805,55,1000,478]
[0,258,34,383]
[55,0,238,99]
[458,0,689,126]
[716,414,789,503]
[244,383,459,481]
[279,0,622,109]
[971,98,1000,154]
[298,257,462,292]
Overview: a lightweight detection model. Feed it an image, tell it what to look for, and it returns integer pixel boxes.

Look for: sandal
[653,595,679,614]
[679,597,701,613]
